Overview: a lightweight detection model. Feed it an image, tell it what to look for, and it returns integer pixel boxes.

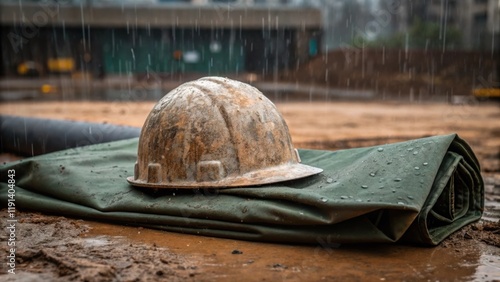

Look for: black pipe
[0,115,141,156]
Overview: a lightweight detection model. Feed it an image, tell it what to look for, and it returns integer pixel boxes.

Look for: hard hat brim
[127,163,323,189]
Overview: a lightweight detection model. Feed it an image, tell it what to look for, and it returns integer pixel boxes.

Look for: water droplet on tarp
[413,151,418,155]
[369,172,376,177]
[407,147,414,151]
[340,196,348,199]
[377,147,384,152]
[320,197,328,202]
[394,178,402,182]
[423,162,428,166]
[414,167,420,170]
[361,185,368,189]
[407,195,414,200]
[397,202,405,205]
[392,189,396,193]
[326,178,333,183]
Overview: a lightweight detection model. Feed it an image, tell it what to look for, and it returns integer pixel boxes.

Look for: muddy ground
[1,99,499,281]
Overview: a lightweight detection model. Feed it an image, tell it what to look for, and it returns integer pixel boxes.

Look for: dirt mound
[278,49,498,99]
[442,220,500,249]
[0,213,199,281]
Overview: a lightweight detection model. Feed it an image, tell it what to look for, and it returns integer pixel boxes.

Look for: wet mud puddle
[82,218,500,281]
[77,175,500,281]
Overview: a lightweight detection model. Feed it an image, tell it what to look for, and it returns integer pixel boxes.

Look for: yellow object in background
[17,61,40,76]
[17,63,28,75]
[40,84,56,94]
[473,88,500,98]
[47,58,75,73]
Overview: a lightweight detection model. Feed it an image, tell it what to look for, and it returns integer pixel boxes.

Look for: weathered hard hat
[127,76,322,188]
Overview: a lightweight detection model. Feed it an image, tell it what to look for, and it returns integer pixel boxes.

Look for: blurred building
[287,0,409,50]
[177,0,306,4]
[0,1,321,77]
[405,0,500,51]
[293,0,499,51]
[488,0,500,36]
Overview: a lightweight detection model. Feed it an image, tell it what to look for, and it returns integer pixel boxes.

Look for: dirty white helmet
[127,77,322,188]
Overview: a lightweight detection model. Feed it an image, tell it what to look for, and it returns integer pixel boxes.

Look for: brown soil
[1,210,498,281]
[443,221,500,249]
[278,49,499,98]
[1,99,499,281]
[0,213,199,281]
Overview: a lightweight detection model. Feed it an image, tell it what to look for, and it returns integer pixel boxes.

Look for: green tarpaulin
[0,134,483,246]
